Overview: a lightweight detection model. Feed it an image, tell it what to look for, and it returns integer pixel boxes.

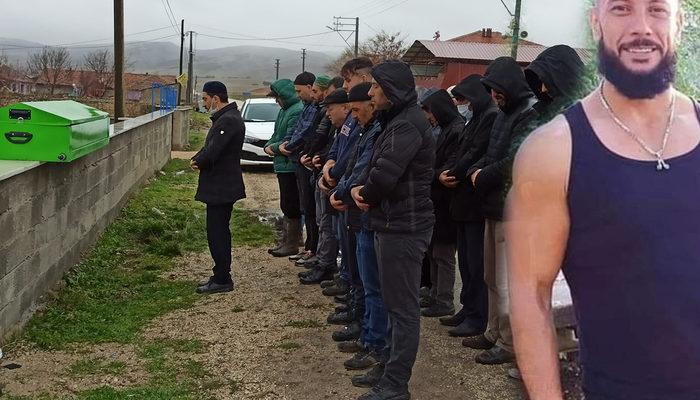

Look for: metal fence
[151,83,178,117]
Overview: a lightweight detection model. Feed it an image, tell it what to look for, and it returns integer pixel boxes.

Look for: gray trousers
[483,219,513,352]
[375,229,432,391]
[428,241,457,308]
[314,184,338,269]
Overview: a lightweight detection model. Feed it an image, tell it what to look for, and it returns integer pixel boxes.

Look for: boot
[268,217,287,254]
[271,218,301,257]
[322,280,350,297]
[299,267,334,285]
[351,363,385,388]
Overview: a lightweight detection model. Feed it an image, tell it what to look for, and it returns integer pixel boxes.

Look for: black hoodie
[358,60,436,234]
[525,44,585,121]
[422,89,463,241]
[468,57,538,221]
[444,74,500,222]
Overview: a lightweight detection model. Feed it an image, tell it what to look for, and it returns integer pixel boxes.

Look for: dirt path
[1,171,524,400]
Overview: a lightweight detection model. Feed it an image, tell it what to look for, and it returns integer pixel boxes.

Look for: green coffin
[0,100,110,162]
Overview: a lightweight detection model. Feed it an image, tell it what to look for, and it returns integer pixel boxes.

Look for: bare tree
[328,31,409,74]
[27,47,73,95]
[83,49,114,97]
[0,51,8,68]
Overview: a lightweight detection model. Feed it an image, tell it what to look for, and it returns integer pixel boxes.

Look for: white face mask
[457,104,470,115]
[208,104,218,115]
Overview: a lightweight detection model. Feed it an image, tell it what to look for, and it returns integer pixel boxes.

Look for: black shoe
[351,363,385,388]
[419,297,435,308]
[321,276,340,288]
[338,340,364,353]
[475,345,515,365]
[357,385,410,400]
[421,305,455,318]
[419,286,431,299]
[439,308,467,326]
[344,348,380,370]
[335,304,350,313]
[323,281,350,296]
[197,276,214,286]
[334,294,349,304]
[327,311,353,325]
[332,322,361,342]
[462,334,495,350]
[449,320,486,337]
[196,281,233,294]
[299,268,334,285]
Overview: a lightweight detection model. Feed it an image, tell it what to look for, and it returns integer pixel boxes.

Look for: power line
[340,0,383,16]
[364,22,381,35]
[160,0,179,35]
[364,0,411,18]
[358,0,406,17]
[195,30,346,49]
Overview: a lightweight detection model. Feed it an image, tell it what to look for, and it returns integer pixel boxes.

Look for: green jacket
[266,79,302,173]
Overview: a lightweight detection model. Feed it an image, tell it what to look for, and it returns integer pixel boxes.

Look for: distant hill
[0,38,336,81]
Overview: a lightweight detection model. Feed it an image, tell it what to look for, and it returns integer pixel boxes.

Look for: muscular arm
[506,116,571,400]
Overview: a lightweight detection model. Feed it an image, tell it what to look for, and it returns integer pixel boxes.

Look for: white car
[240,98,281,166]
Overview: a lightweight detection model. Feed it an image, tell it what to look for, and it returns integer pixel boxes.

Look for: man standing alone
[191,81,246,294]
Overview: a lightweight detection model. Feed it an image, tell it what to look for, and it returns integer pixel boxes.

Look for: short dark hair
[330,76,345,90]
[341,57,374,79]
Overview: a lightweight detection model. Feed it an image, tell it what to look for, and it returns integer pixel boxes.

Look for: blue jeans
[334,214,350,284]
[356,229,387,351]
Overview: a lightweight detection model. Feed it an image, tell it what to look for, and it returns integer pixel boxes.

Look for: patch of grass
[22,159,273,350]
[164,339,206,354]
[186,130,206,152]
[277,342,302,351]
[231,305,246,313]
[285,319,324,329]
[183,360,209,379]
[186,111,209,152]
[68,358,127,376]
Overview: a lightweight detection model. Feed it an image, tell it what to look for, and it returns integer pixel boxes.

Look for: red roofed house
[402,29,593,89]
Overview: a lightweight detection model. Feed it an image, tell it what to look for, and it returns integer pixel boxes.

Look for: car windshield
[243,102,280,122]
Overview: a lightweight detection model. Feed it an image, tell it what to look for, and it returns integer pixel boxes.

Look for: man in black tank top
[508,1,700,399]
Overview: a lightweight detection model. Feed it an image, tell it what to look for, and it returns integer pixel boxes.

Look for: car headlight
[244,135,258,144]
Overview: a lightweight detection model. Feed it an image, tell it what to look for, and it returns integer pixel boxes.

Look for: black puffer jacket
[358,60,436,234]
[468,57,538,221]
[422,89,463,242]
[193,102,247,205]
[445,75,499,222]
[303,108,335,166]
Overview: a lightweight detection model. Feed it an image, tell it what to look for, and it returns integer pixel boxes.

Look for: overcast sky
[0,0,592,54]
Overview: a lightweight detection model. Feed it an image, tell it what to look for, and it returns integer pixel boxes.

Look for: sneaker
[323,281,350,297]
[344,348,380,370]
[196,281,233,294]
[351,363,385,388]
[327,311,353,325]
[332,321,361,342]
[439,308,467,326]
[421,305,455,318]
[462,334,495,350]
[475,345,515,365]
[338,340,364,353]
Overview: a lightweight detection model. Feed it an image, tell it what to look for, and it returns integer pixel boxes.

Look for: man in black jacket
[437,75,498,338]
[191,81,246,294]
[351,60,434,400]
[419,89,464,318]
[462,57,538,365]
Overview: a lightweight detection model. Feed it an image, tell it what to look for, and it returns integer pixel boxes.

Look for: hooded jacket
[468,57,538,221]
[357,60,436,234]
[193,102,247,205]
[444,75,500,222]
[422,89,464,242]
[525,44,585,120]
[302,106,335,165]
[265,79,303,174]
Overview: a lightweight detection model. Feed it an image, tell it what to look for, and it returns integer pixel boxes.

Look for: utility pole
[328,17,360,58]
[301,49,306,72]
[510,0,523,59]
[186,31,194,105]
[178,19,184,105]
[275,58,280,80]
[113,0,124,122]
[355,17,360,57]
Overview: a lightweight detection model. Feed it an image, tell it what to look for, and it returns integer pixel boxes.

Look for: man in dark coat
[437,75,498,339]
[462,57,538,365]
[191,81,246,294]
[351,60,435,400]
[419,89,464,318]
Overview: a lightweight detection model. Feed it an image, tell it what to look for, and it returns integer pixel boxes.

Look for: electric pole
[113,0,124,122]
[186,31,194,105]
[328,17,360,58]
[301,49,306,72]
[510,0,523,59]
[178,19,184,105]
[275,58,280,80]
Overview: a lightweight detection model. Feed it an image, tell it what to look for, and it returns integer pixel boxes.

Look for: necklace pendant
[656,159,670,171]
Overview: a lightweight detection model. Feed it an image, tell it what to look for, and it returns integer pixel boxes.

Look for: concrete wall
[0,109,189,342]
[171,106,192,151]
